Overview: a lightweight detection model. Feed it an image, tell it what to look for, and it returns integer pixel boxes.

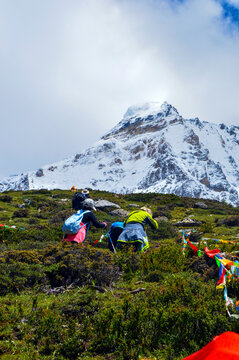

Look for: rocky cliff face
[1,101,239,205]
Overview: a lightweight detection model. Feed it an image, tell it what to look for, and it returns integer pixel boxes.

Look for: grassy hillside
[0,189,239,359]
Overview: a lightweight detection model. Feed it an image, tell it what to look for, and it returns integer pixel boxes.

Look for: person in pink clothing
[63,199,107,244]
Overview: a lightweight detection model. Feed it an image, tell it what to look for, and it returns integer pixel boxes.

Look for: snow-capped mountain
[1,101,239,206]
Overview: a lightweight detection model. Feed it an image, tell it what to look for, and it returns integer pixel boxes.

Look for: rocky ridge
[1,101,239,206]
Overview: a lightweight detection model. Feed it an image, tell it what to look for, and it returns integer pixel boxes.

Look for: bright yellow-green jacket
[124,210,158,230]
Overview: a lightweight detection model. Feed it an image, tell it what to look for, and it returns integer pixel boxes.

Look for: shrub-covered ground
[0,190,239,359]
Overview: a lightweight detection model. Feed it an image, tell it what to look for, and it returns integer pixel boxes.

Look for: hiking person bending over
[104,222,124,253]
[63,198,107,244]
[116,207,158,252]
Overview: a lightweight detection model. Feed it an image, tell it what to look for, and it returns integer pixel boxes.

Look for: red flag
[204,247,220,259]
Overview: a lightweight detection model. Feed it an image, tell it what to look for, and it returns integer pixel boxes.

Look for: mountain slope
[1,101,239,205]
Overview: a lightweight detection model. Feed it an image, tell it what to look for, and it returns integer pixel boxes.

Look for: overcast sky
[1,0,239,179]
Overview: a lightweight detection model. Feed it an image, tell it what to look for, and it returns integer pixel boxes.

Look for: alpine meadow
[1,189,239,359]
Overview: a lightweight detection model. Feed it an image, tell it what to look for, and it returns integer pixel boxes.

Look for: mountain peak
[123,101,179,121]
[1,101,239,206]
[103,101,181,139]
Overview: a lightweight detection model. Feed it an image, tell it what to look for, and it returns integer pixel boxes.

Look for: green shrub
[0,195,12,203]
[0,262,47,295]
[49,209,73,225]
[154,206,172,219]
[46,245,120,288]
[0,244,120,293]
[189,231,203,242]
[157,221,177,239]
[0,226,63,250]
[216,216,239,227]
[140,243,185,276]
[115,248,141,279]
[200,222,213,234]
[27,218,39,225]
[13,209,30,218]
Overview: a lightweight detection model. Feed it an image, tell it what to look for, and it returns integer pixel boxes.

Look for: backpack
[62,210,90,234]
[72,192,86,211]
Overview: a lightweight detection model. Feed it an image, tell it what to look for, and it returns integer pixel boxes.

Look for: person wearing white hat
[79,198,107,231]
[81,189,91,199]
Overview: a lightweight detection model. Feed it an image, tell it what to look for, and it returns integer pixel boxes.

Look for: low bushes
[0,225,62,247]
[13,208,30,218]
[216,216,239,227]
[0,195,12,203]
[0,245,120,294]
[0,262,47,295]
[0,272,233,360]
[86,273,231,360]
[157,220,177,239]
[140,243,185,276]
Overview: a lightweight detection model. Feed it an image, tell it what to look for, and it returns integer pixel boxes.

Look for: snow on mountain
[1,101,239,206]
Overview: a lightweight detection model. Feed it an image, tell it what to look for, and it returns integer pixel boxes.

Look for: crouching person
[105,222,124,253]
[116,207,158,252]
[62,198,107,244]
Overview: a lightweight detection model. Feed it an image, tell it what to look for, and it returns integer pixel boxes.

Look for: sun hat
[140,206,152,216]
[83,198,96,211]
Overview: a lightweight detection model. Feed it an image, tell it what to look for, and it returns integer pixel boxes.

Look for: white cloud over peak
[0,0,239,179]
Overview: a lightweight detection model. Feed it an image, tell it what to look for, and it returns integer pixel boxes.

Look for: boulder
[35,168,44,177]
[175,217,202,227]
[95,200,120,211]
[154,216,169,222]
[110,209,130,218]
[194,202,208,209]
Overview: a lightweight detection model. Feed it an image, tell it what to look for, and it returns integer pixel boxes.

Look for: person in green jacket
[116,207,158,252]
